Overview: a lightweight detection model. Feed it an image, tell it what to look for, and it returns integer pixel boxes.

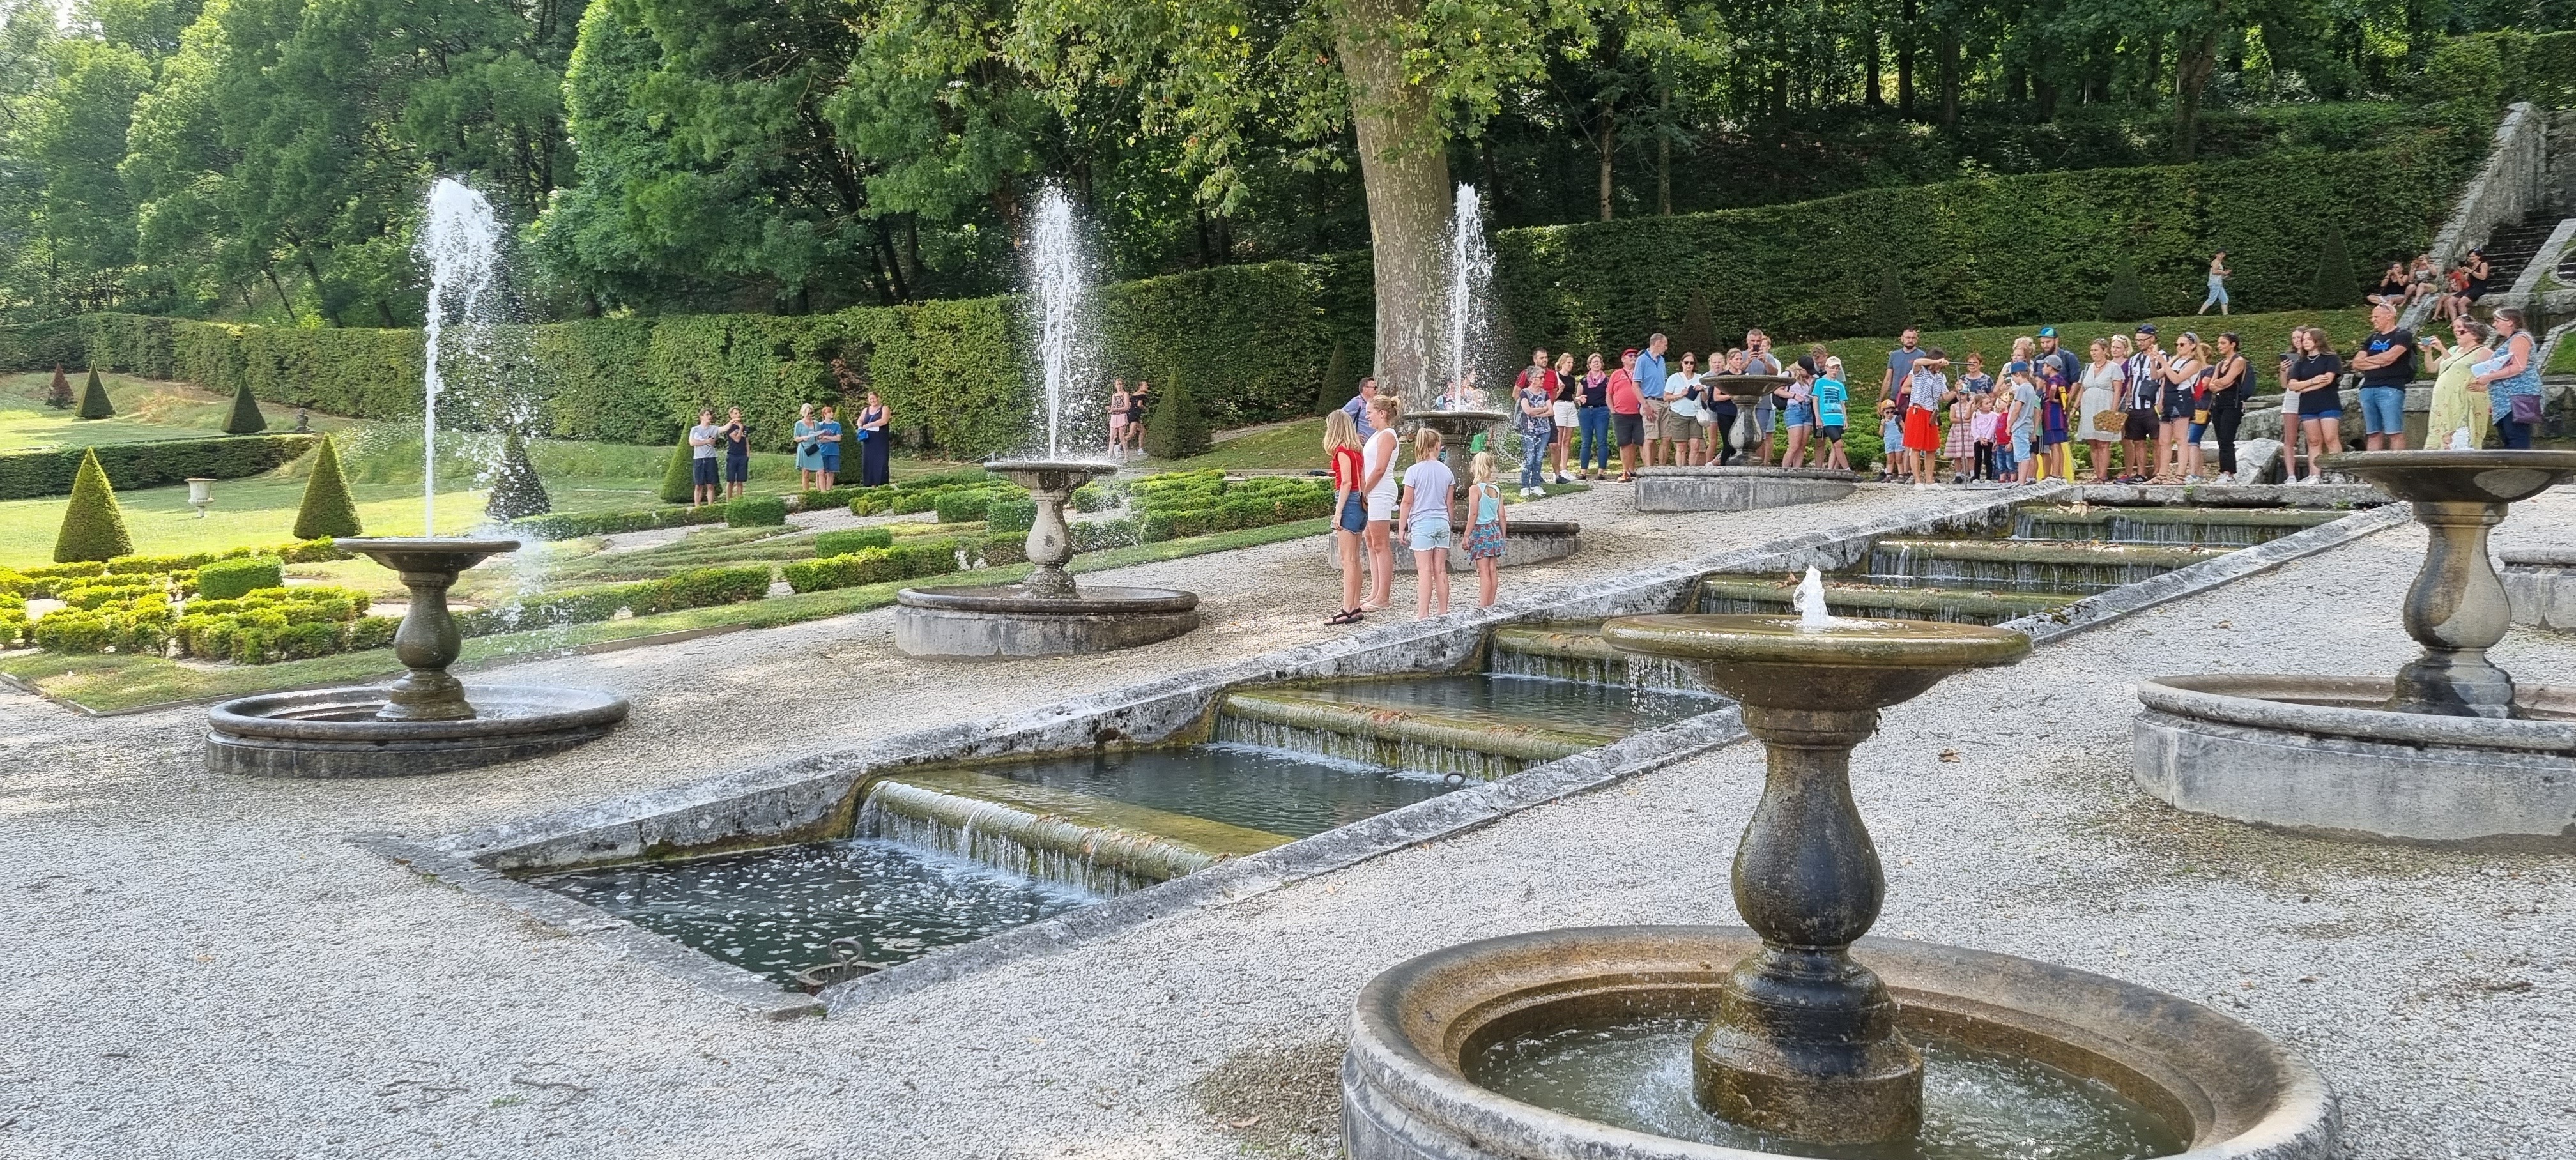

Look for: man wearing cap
[1743,330,1781,464]
[1634,333,1668,467]
[1608,348,1646,480]
[2120,326,2165,482]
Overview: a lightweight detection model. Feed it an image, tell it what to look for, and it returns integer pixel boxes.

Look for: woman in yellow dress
[2422,316,2494,451]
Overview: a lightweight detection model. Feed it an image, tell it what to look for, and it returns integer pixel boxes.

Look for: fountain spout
[1790,566,1832,630]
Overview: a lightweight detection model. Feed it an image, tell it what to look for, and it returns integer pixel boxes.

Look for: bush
[814,528,894,556]
[658,438,694,504]
[452,564,771,637]
[507,503,730,541]
[1141,375,1210,459]
[75,368,112,419]
[933,489,1000,523]
[197,556,284,600]
[1314,339,1349,415]
[1866,267,1909,337]
[0,433,319,501]
[726,494,788,526]
[163,585,379,662]
[780,540,965,593]
[221,381,267,434]
[43,365,70,409]
[2101,258,2150,321]
[1070,479,1126,512]
[485,430,552,521]
[52,449,133,563]
[293,436,364,540]
[2313,224,2358,309]
[986,498,1038,534]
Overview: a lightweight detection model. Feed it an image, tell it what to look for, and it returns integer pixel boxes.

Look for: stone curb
[2001,503,2409,644]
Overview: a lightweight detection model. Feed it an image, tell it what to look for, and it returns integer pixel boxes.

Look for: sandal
[1326,608,1364,626]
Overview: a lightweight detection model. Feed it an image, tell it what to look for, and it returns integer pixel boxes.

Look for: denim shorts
[2010,427,2034,461]
[1786,402,1812,426]
[1338,491,1367,533]
[1408,515,1453,552]
[2359,386,2406,435]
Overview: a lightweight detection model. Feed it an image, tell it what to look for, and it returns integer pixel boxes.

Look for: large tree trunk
[1337,0,1453,407]
[2173,27,2221,161]
[1938,32,1959,128]
[1657,88,1672,215]
[1897,0,1916,117]
[1597,102,1616,221]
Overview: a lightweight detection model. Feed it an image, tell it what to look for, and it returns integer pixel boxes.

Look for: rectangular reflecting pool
[960,743,1453,838]
[1284,673,1724,735]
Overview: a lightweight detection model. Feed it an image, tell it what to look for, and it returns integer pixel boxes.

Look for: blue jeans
[1577,406,1612,471]
[2496,416,2534,448]
[1519,427,1549,488]
[2359,386,2405,436]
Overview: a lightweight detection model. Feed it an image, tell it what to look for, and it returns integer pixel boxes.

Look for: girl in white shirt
[1398,427,1455,618]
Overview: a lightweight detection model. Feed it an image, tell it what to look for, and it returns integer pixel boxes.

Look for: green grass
[1163,418,1335,471]
[0,512,1347,712]
[0,371,359,452]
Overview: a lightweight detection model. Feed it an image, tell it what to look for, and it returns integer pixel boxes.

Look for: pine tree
[52,449,134,562]
[1680,287,1719,357]
[291,435,364,540]
[2313,225,2358,309]
[659,435,696,504]
[1314,339,1349,415]
[222,381,268,434]
[1867,267,1910,337]
[44,365,71,409]
[75,368,113,420]
[2101,257,2150,321]
[1142,375,1210,459]
[485,429,552,521]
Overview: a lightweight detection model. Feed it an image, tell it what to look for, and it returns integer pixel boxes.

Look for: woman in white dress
[2078,338,2126,482]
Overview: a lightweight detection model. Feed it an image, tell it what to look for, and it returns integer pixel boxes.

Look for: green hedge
[195,556,284,600]
[0,434,318,500]
[507,503,733,542]
[454,565,772,637]
[986,499,1036,535]
[780,539,968,594]
[814,528,894,556]
[169,586,388,663]
[726,494,789,527]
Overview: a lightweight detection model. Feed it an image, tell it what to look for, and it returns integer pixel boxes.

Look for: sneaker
[2215,472,2235,484]
[1554,475,1571,485]
[2184,475,2205,484]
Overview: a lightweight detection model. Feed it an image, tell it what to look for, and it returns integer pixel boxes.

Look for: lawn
[0,370,357,452]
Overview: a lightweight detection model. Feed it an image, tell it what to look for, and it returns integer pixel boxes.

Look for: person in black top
[2349,302,2416,452]
[721,407,751,500]
[2283,326,2343,484]
[2369,262,2411,309]
[2205,334,2251,482]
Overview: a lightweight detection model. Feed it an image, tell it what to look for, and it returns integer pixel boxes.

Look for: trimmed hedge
[813,528,894,556]
[52,450,132,563]
[293,436,363,539]
[726,494,789,526]
[454,565,772,637]
[780,539,968,594]
[167,586,387,663]
[507,503,733,541]
[197,556,284,600]
[986,499,1037,535]
[0,433,319,500]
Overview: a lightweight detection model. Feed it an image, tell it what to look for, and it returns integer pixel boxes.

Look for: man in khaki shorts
[1634,332,1669,466]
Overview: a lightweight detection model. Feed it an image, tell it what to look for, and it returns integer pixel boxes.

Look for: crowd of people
[2371,249,2494,323]
[683,394,897,509]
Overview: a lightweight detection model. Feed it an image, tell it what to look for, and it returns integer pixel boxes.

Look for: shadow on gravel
[1191,1036,1345,1159]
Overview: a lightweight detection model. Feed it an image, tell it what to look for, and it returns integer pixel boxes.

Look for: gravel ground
[1,483,2566,1159]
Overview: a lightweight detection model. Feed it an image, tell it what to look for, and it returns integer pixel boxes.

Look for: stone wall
[2405,102,2550,331]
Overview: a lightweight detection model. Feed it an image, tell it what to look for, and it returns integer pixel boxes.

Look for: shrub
[933,489,999,523]
[1867,267,1909,337]
[75,368,112,419]
[485,429,551,521]
[2313,224,2358,309]
[33,609,110,652]
[43,364,70,409]
[780,540,965,593]
[1071,479,1126,512]
[657,438,694,504]
[726,494,788,526]
[986,498,1037,534]
[293,436,364,540]
[221,381,267,434]
[1314,339,1349,415]
[0,433,319,501]
[814,528,894,556]
[1071,518,1140,553]
[451,564,770,636]
[507,503,730,540]
[197,556,284,600]
[52,449,132,563]
[2101,258,2150,321]
[1141,375,1210,459]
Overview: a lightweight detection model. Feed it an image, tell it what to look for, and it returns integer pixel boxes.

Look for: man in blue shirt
[1340,377,1379,439]
[1634,333,1667,466]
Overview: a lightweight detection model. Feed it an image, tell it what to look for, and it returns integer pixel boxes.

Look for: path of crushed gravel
[1,484,2566,1159]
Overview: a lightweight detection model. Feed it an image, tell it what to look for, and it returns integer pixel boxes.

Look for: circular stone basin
[1634,468,1861,514]
[893,584,1200,659]
[2133,673,2576,848]
[207,685,630,779]
[1344,926,2336,1160]
[2315,449,2576,504]
[1600,614,2031,708]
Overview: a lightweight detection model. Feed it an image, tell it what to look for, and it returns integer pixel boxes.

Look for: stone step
[1484,623,1719,693]
[1215,688,1618,781]
[1693,577,2075,626]
[858,767,1290,895]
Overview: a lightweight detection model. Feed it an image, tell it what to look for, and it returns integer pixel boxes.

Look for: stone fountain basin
[1634,467,1860,513]
[893,584,1199,659]
[2133,674,2576,849]
[1323,520,1581,574]
[207,685,629,779]
[1343,925,2338,1160]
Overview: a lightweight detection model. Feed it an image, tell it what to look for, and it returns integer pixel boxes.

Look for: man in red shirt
[1609,349,1644,482]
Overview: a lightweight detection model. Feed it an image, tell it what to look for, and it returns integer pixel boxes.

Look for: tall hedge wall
[0,434,319,500]
[0,141,2464,461]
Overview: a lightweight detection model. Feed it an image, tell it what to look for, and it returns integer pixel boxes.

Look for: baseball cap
[2036,326,2057,338]
[1622,348,1639,358]
[2135,323,2157,334]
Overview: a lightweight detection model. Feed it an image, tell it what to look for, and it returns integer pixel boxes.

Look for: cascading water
[1023,187,1098,460]
[417,178,501,535]
[1444,184,1497,409]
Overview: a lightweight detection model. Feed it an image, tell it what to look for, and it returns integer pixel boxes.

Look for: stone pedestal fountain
[206,538,630,777]
[894,461,1199,659]
[2135,449,2576,848]
[1342,611,2336,1159]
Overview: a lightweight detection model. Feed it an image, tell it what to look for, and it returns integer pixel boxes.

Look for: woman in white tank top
[1358,397,1402,611]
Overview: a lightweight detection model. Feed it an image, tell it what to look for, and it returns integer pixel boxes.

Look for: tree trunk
[1657,87,1672,215]
[1597,102,1615,221]
[1335,0,1454,407]
[1939,32,1959,128]
[1897,0,1916,118]
[2173,27,2221,162]
[1864,22,1883,108]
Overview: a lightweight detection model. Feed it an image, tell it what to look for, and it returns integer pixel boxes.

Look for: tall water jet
[893,187,1199,658]
[1445,184,1496,403]
[417,178,500,535]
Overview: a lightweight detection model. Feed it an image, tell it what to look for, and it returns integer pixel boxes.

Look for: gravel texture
[0,482,2566,1159]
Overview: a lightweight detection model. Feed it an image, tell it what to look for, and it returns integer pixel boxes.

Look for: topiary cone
[1315,339,1349,415]
[53,448,134,562]
[222,381,268,434]
[45,364,72,409]
[292,434,364,540]
[659,435,696,504]
[485,429,552,521]
[75,368,114,420]
[1142,374,1209,459]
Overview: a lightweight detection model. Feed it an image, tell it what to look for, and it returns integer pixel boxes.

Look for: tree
[1867,268,1909,337]
[292,435,363,539]
[75,367,112,418]
[44,365,70,409]
[1315,339,1350,415]
[658,436,695,503]
[2101,257,2150,321]
[222,381,268,434]
[2313,224,2356,309]
[485,429,552,521]
[1142,375,1209,459]
[52,448,133,561]
[1679,288,1718,357]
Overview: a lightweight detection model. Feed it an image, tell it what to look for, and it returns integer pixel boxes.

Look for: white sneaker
[2301,473,2323,485]
[2215,472,2235,484]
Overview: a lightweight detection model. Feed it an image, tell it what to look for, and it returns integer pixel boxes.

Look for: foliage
[2312,224,2358,309]
[52,448,132,561]
[291,436,363,540]
[2101,259,2150,322]
[985,498,1036,535]
[220,381,266,434]
[195,555,283,600]
[780,538,965,593]
[1866,268,1909,337]
[165,586,387,663]
[726,494,789,527]
[507,503,731,542]
[45,365,70,409]
[1141,374,1209,459]
[454,564,771,637]
[0,432,318,500]
[813,528,894,556]
[75,367,111,418]
[484,430,552,521]
[1315,339,1349,416]
[657,438,694,504]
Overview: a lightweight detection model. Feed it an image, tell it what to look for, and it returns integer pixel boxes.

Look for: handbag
[2510,392,2544,424]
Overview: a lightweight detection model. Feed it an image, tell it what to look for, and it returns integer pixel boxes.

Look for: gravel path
[1,483,2566,1159]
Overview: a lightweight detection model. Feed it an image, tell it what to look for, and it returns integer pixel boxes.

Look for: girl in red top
[1324,409,1369,625]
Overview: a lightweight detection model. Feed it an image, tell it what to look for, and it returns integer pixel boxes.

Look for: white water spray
[418,178,500,535]
[1792,566,1836,630]
[1025,187,1094,459]
[1445,184,1497,410]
